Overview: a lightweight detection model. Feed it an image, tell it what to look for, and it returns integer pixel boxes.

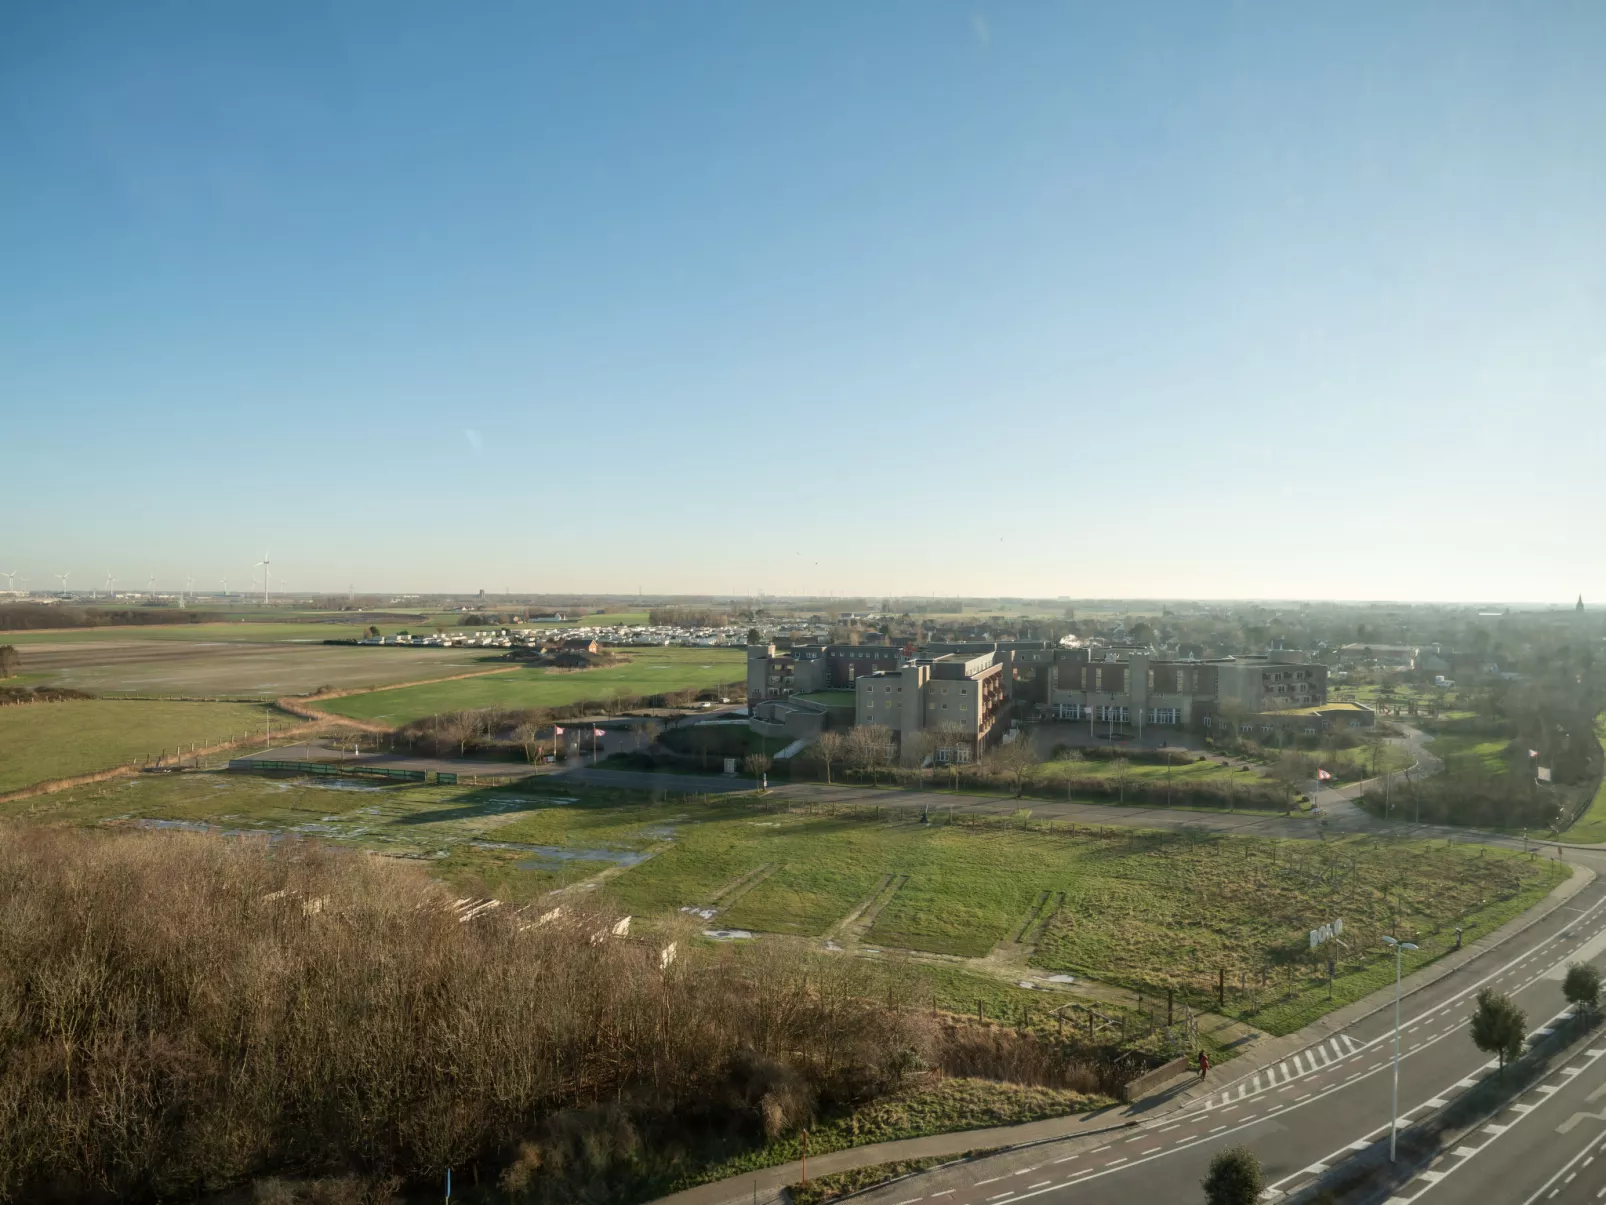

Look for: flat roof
[1266,702,1374,716]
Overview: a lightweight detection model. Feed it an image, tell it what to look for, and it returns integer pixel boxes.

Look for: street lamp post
[1382,935,1419,1161]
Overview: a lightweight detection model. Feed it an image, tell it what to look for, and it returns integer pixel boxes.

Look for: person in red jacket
[1196,1049,1210,1081]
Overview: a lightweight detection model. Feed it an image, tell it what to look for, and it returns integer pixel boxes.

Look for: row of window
[1056,703,1179,724]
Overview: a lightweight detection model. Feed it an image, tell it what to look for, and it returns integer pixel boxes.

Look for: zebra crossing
[1202,1033,1365,1107]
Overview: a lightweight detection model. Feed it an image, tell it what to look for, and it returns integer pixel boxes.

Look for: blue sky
[3,2,1603,601]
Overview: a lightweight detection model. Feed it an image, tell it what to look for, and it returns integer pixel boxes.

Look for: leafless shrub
[0,826,933,1203]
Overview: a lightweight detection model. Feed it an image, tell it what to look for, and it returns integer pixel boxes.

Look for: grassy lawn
[0,699,276,792]
[316,647,746,725]
[1430,732,1514,778]
[601,803,1556,1032]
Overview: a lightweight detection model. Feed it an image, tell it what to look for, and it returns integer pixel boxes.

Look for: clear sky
[3,2,1604,602]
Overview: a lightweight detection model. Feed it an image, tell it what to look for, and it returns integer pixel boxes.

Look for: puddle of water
[1045,973,1076,984]
[131,818,212,833]
[703,928,752,940]
[466,840,646,870]
[680,906,717,919]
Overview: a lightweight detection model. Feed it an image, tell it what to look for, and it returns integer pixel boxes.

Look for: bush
[1202,1144,1264,1204]
[0,824,936,1202]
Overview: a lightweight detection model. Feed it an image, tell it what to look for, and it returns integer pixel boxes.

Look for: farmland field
[7,638,498,697]
[318,647,746,725]
[7,770,1562,1036]
[0,699,277,792]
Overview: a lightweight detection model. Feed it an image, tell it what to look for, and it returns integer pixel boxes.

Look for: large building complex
[1045,646,1328,736]
[854,650,1007,761]
[746,637,1341,757]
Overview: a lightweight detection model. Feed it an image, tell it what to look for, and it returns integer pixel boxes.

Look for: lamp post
[1382,935,1418,1160]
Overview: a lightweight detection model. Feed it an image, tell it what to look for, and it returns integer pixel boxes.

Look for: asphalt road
[842,849,1606,1205]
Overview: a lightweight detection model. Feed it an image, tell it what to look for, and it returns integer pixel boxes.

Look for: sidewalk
[646,859,1596,1205]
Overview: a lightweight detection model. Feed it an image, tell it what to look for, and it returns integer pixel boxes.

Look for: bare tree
[1109,754,1133,804]
[933,722,970,790]
[743,752,773,786]
[904,730,938,787]
[690,725,721,771]
[849,724,894,786]
[514,722,542,764]
[987,732,1040,798]
[814,729,846,784]
[1271,751,1309,812]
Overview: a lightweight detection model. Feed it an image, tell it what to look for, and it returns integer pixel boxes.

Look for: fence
[228,759,428,784]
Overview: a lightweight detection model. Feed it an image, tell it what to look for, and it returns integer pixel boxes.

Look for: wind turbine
[104,570,116,599]
[147,574,156,599]
[185,575,195,606]
[1,571,16,592]
[220,577,229,598]
[254,552,270,605]
[55,571,70,596]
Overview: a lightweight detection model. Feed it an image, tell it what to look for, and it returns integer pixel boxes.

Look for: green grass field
[318,647,745,725]
[1430,732,1513,778]
[0,699,277,792]
[8,771,1561,1038]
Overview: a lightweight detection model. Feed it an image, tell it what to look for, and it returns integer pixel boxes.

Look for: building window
[1095,669,1103,691]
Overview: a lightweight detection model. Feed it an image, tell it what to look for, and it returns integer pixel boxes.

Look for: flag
[1529,749,1539,758]
[1316,768,1333,782]
[554,725,565,735]
[593,727,605,738]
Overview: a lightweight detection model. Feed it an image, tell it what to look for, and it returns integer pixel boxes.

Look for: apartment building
[745,642,903,706]
[855,651,1007,760]
[1046,646,1328,736]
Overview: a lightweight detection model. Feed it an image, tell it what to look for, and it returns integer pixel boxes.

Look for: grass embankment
[1561,714,1606,844]
[678,1080,1100,1193]
[0,698,274,792]
[1429,732,1514,778]
[318,647,745,725]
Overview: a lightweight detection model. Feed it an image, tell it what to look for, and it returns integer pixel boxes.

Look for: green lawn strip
[902,782,1303,817]
[0,699,273,792]
[1428,732,1515,778]
[316,648,745,725]
[1559,714,1606,845]
[665,1078,1108,1194]
[789,1150,1001,1205]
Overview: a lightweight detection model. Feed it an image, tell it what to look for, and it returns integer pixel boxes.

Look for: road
[837,848,1606,1205]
